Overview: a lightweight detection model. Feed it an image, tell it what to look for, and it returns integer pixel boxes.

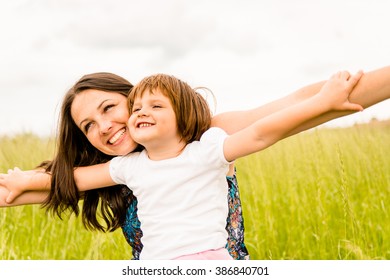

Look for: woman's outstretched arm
[212,65,390,135]
[0,186,47,206]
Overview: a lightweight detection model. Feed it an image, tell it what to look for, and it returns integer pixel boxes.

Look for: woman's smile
[108,127,127,144]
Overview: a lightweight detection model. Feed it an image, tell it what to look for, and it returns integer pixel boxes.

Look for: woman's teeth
[109,128,125,144]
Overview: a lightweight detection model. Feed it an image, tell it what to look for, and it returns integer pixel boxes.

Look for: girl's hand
[318,70,364,112]
[0,167,33,203]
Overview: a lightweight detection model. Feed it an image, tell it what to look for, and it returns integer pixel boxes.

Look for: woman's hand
[0,186,11,206]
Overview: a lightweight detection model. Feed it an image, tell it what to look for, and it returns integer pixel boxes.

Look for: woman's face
[71,89,138,156]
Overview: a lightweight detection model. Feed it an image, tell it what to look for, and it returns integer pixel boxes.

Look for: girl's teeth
[139,123,151,128]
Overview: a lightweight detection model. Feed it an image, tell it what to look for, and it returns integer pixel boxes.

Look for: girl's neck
[144,141,186,161]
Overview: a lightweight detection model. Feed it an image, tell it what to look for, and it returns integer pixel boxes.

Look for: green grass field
[1,121,389,260]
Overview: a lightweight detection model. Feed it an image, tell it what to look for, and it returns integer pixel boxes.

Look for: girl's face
[128,88,181,156]
[71,89,138,156]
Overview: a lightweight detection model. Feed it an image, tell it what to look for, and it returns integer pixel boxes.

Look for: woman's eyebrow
[97,99,112,110]
[79,99,112,127]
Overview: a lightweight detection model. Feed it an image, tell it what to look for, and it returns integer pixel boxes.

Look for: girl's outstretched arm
[74,162,115,192]
[223,71,363,162]
[212,65,390,135]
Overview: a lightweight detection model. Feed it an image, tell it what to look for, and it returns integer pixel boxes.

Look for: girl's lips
[108,128,126,144]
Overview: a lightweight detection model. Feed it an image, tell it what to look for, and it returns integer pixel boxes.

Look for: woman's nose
[99,119,112,135]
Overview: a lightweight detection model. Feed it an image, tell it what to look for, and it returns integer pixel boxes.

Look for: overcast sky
[1,0,390,136]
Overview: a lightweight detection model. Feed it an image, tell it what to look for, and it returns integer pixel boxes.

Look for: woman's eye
[103,104,114,112]
[84,122,92,133]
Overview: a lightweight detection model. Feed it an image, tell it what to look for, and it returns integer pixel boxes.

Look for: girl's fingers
[348,70,364,85]
[340,71,351,80]
[7,167,21,174]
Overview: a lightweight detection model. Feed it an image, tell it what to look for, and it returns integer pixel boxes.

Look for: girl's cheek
[127,116,135,127]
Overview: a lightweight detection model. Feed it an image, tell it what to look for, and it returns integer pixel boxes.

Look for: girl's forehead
[134,87,167,100]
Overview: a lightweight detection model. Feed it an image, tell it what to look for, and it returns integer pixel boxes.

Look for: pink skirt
[173,248,233,260]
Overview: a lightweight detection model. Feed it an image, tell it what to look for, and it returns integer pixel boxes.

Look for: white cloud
[1,0,390,136]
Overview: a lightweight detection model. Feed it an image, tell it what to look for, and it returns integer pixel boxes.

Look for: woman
[56,71,362,260]
[1,72,249,260]
[1,66,390,259]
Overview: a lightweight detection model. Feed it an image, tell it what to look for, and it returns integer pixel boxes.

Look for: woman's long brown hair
[41,72,135,232]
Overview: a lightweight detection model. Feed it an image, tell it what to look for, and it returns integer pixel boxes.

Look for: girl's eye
[153,105,162,108]
[132,108,141,113]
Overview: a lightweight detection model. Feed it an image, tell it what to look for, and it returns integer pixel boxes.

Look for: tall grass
[237,121,390,259]
[0,134,131,259]
[1,121,389,259]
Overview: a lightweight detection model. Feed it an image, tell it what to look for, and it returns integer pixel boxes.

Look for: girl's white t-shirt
[109,127,230,259]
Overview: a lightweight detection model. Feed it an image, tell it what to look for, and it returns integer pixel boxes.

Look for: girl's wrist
[305,94,332,115]
[26,171,50,192]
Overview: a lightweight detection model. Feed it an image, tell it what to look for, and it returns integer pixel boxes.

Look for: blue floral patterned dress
[121,170,249,260]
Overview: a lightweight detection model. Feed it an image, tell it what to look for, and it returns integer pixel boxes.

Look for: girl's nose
[137,107,148,117]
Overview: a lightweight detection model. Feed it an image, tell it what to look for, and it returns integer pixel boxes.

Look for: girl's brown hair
[128,74,212,143]
[42,72,135,232]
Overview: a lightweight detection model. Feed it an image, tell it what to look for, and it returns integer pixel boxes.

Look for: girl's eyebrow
[79,99,111,127]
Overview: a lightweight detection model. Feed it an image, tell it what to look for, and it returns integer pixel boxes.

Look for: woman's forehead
[71,90,126,123]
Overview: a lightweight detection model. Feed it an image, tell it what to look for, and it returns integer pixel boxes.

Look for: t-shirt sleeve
[109,155,130,185]
[198,127,231,166]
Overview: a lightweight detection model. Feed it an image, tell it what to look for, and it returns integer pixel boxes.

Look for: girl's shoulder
[200,127,228,140]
